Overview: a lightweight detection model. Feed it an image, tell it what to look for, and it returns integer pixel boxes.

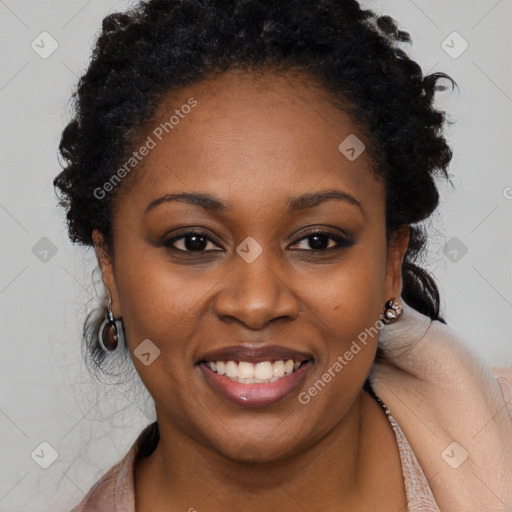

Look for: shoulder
[69,457,128,512]
[68,422,158,512]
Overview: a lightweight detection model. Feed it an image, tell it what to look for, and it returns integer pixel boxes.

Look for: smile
[203,359,308,383]
[198,359,314,408]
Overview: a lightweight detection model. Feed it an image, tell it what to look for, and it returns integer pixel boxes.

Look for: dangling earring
[382,297,403,324]
[98,299,125,351]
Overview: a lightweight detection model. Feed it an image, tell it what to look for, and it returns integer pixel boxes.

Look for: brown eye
[289,231,355,252]
[164,231,222,252]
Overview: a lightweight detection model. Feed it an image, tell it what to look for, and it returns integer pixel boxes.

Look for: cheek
[112,245,211,360]
[293,257,385,419]
[334,254,386,325]
[113,252,215,413]
[305,235,387,322]
[296,237,387,373]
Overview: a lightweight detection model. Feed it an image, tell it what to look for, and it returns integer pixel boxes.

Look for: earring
[382,297,403,324]
[98,300,125,351]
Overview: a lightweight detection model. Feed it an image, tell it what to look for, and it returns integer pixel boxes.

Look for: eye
[163,229,354,254]
[289,230,354,252]
[163,231,222,252]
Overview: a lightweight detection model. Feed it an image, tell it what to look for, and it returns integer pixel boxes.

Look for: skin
[93,69,410,511]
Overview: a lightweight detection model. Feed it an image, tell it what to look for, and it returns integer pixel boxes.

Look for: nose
[213,249,300,330]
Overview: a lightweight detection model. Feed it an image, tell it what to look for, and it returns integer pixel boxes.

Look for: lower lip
[198,361,313,408]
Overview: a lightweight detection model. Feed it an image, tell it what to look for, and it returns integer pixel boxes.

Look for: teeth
[238,361,254,379]
[255,361,273,380]
[284,360,294,374]
[205,359,307,383]
[225,361,238,378]
[273,360,285,377]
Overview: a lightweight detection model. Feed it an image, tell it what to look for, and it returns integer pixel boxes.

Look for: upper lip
[197,344,314,364]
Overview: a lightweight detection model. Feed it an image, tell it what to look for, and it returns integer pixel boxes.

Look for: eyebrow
[144,189,364,215]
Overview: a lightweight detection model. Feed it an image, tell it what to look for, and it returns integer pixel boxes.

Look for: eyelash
[163,229,354,254]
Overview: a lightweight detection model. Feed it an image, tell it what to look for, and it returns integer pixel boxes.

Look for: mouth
[200,358,311,384]
[196,344,314,408]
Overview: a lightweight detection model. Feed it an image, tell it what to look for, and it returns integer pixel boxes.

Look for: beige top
[69,369,512,512]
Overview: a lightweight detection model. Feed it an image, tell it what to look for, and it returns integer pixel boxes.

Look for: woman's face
[94,70,408,462]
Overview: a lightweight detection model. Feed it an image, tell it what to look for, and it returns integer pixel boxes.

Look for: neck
[134,390,405,511]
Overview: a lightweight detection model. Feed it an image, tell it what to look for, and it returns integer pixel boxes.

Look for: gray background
[0,0,511,510]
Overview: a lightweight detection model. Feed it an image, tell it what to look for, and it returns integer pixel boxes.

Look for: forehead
[115,70,384,215]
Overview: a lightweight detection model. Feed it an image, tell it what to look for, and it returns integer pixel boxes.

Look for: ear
[92,229,122,316]
[383,225,409,303]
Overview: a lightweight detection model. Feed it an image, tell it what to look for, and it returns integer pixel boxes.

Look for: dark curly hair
[54,0,456,373]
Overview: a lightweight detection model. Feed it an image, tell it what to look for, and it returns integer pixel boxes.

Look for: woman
[54,0,512,510]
